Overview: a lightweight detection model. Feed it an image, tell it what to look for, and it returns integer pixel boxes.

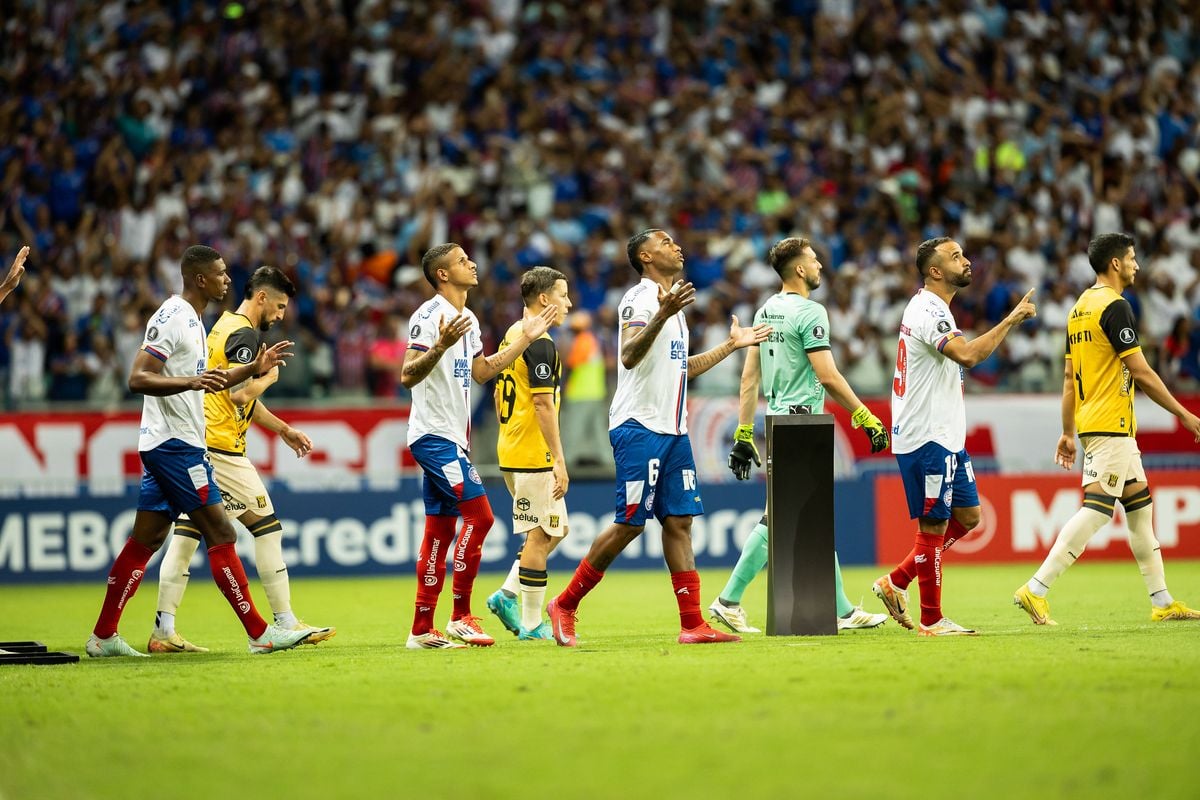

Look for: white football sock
[1033,505,1111,591]
[1126,504,1170,602]
[155,611,176,637]
[156,533,200,627]
[501,558,521,597]
[520,586,547,630]
[1026,577,1050,598]
[254,531,293,620]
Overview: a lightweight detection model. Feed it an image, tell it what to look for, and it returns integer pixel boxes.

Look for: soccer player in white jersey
[86,245,311,657]
[400,243,556,649]
[546,229,771,647]
[872,237,1036,636]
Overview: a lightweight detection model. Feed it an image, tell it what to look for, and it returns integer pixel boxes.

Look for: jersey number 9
[893,339,908,398]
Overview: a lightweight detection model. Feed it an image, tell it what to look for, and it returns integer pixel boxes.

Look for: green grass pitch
[2,561,1199,800]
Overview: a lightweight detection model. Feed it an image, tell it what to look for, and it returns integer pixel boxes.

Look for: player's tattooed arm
[621,281,695,370]
[471,306,557,383]
[688,315,771,378]
[401,313,471,388]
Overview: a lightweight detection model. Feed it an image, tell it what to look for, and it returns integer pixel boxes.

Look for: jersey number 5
[497,374,517,423]
[893,339,908,398]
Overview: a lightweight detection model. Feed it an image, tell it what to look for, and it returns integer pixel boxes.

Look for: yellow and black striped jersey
[1065,286,1140,437]
[205,312,260,455]
[495,321,560,471]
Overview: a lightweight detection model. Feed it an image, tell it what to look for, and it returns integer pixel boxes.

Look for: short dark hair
[520,266,567,304]
[245,265,296,298]
[767,237,811,279]
[421,243,461,289]
[915,236,953,278]
[626,229,664,275]
[1088,233,1136,274]
[181,245,221,277]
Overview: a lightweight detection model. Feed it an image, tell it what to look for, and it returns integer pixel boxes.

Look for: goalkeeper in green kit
[711,237,890,633]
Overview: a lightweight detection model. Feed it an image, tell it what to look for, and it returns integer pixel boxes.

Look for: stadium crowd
[2,0,1199,409]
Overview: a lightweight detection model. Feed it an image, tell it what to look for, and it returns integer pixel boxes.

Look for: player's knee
[956,508,981,531]
[246,515,283,538]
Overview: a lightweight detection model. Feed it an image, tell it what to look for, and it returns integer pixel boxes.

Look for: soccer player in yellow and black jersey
[486,267,573,639]
[1016,233,1200,624]
[147,266,335,652]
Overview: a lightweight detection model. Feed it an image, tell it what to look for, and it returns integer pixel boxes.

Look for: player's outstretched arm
[0,245,29,305]
[688,314,771,379]
[128,349,225,396]
[1055,357,1077,470]
[471,306,557,383]
[1122,350,1200,442]
[252,401,313,458]
[810,350,889,453]
[401,313,471,388]
[941,288,1037,369]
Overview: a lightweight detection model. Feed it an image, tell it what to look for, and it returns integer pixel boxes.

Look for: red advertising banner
[875,470,1200,563]
[0,407,412,497]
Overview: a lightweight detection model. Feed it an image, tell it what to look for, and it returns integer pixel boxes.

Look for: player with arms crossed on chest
[715,237,889,633]
[1015,233,1200,625]
[401,243,556,649]
[147,266,333,653]
[486,267,574,640]
[86,246,311,657]
[872,237,1036,636]
[545,229,771,647]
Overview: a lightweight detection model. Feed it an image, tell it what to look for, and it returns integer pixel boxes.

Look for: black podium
[766,414,837,636]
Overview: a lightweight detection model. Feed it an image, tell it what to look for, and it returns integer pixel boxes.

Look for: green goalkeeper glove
[851,405,890,454]
[728,424,761,481]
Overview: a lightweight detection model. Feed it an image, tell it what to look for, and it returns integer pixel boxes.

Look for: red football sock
[942,517,971,551]
[556,559,605,611]
[93,538,155,638]
[208,543,268,639]
[671,570,705,629]
[914,532,944,627]
[890,548,917,590]
[893,518,972,589]
[451,495,495,620]
[413,515,459,635]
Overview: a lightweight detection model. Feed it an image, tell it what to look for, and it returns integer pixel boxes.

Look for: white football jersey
[609,278,690,434]
[891,289,966,454]
[138,295,209,451]
[405,295,483,450]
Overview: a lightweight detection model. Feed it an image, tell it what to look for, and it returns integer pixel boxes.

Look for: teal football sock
[720,523,769,604]
[834,552,855,618]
